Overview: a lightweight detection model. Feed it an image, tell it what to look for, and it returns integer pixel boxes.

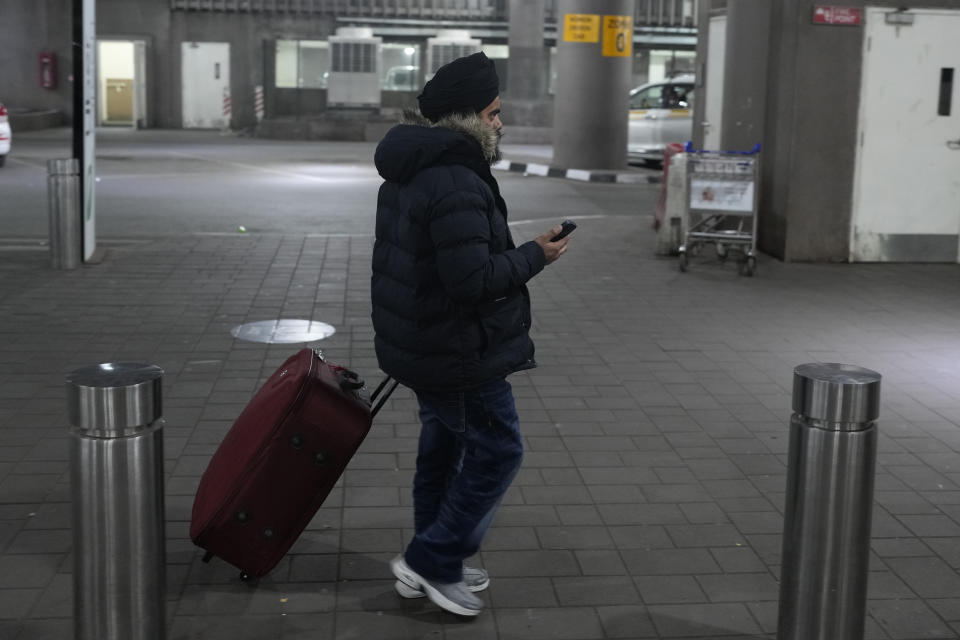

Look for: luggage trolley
[679,142,760,276]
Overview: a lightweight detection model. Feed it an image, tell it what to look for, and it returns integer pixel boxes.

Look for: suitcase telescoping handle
[370,376,399,419]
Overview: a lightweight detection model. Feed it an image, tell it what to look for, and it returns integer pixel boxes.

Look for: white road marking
[166,151,379,184]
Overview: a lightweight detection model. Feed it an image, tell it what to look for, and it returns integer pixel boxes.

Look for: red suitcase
[189,348,397,579]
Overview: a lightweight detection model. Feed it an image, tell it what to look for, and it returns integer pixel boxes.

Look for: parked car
[628,74,695,165]
[0,103,10,167]
[384,65,418,91]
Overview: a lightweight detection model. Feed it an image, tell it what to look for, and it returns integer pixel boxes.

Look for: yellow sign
[563,14,600,43]
[602,15,632,57]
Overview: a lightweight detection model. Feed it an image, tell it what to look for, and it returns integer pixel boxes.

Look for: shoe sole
[390,557,483,617]
[394,577,489,599]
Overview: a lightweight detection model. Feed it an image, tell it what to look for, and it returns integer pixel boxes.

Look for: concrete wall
[163,12,335,128]
[2,0,336,128]
[0,0,73,113]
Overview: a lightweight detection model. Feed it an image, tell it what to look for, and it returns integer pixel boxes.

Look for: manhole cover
[230,319,336,344]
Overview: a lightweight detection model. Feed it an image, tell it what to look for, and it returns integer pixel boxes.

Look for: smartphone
[550,220,577,242]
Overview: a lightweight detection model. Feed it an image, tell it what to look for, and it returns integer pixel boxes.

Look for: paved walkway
[1,131,960,639]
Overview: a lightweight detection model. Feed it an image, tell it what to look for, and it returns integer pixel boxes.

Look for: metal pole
[47,159,82,270]
[777,363,882,640]
[68,363,167,640]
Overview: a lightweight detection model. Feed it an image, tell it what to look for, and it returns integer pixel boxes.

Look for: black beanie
[417,52,499,123]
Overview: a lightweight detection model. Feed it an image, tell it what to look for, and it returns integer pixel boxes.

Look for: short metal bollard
[68,363,166,640]
[47,158,82,270]
[777,363,882,640]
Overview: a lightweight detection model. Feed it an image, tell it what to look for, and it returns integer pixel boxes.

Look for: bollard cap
[792,363,881,427]
[66,363,163,436]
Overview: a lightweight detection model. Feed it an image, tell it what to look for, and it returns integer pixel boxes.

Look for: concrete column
[502,0,551,136]
[719,0,771,152]
[507,0,547,101]
[552,0,636,170]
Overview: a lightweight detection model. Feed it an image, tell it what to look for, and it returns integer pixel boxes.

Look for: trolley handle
[683,141,762,155]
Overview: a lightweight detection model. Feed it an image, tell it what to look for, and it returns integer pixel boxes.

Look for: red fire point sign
[812,5,862,25]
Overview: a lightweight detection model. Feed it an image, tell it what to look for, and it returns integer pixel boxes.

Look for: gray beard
[490,130,503,164]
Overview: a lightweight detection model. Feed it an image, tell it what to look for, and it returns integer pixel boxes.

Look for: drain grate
[230,319,336,344]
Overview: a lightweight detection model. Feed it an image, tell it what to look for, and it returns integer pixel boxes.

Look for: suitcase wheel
[314,451,328,466]
[239,570,251,582]
[202,551,214,564]
[290,434,305,450]
[336,368,365,391]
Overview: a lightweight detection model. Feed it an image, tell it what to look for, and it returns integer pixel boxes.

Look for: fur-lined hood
[374,109,500,184]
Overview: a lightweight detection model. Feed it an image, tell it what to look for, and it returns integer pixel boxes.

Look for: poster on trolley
[690,178,755,212]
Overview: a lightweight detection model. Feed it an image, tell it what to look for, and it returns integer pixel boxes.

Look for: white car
[628,74,695,165]
[384,65,418,91]
[0,103,10,167]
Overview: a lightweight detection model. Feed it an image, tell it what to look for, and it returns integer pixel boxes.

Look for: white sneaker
[394,565,490,598]
[390,555,485,617]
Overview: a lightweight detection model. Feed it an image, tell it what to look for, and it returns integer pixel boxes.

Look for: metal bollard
[777,363,882,640]
[67,363,166,640]
[47,158,82,270]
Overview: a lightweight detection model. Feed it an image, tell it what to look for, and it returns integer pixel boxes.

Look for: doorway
[97,40,148,128]
[702,15,726,151]
[851,8,960,262]
[182,42,231,129]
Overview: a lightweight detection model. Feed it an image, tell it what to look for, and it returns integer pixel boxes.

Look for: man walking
[371,52,570,616]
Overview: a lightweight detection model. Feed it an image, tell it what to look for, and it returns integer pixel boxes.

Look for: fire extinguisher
[39,52,57,89]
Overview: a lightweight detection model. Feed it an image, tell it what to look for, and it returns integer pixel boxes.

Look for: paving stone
[867,598,956,639]
[647,603,762,637]
[575,550,629,576]
[871,537,934,558]
[595,605,658,638]
[928,598,960,622]
[0,554,60,589]
[598,504,687,526]
[494,606,605,639]
[25,573,71,618]
[170,614,335,640]
[12,619,72,640]
[535,526,613,550]
[664,523,744,548]
[522,485,595,505]
[0,589,42,620]
[488,577,558,608]
[678,502,728,524]
[4,530,71,554]
[635,575,707,604]
[709,547,768,573]
[884,557,960,599]
[483,550,580,577]
[553,576,640,606]
[695,572,779,602]
[621,549,721,576]
[896,514,960,537]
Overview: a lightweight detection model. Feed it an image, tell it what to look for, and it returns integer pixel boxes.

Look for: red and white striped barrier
[222,86,232,126]
[254,85,264,122]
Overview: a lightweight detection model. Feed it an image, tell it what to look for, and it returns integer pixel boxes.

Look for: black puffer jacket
[371,111,547,391]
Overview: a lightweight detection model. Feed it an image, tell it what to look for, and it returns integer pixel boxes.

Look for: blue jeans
[403,378,524,584]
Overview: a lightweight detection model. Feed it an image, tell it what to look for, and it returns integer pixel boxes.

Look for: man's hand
[534,225,570,265]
